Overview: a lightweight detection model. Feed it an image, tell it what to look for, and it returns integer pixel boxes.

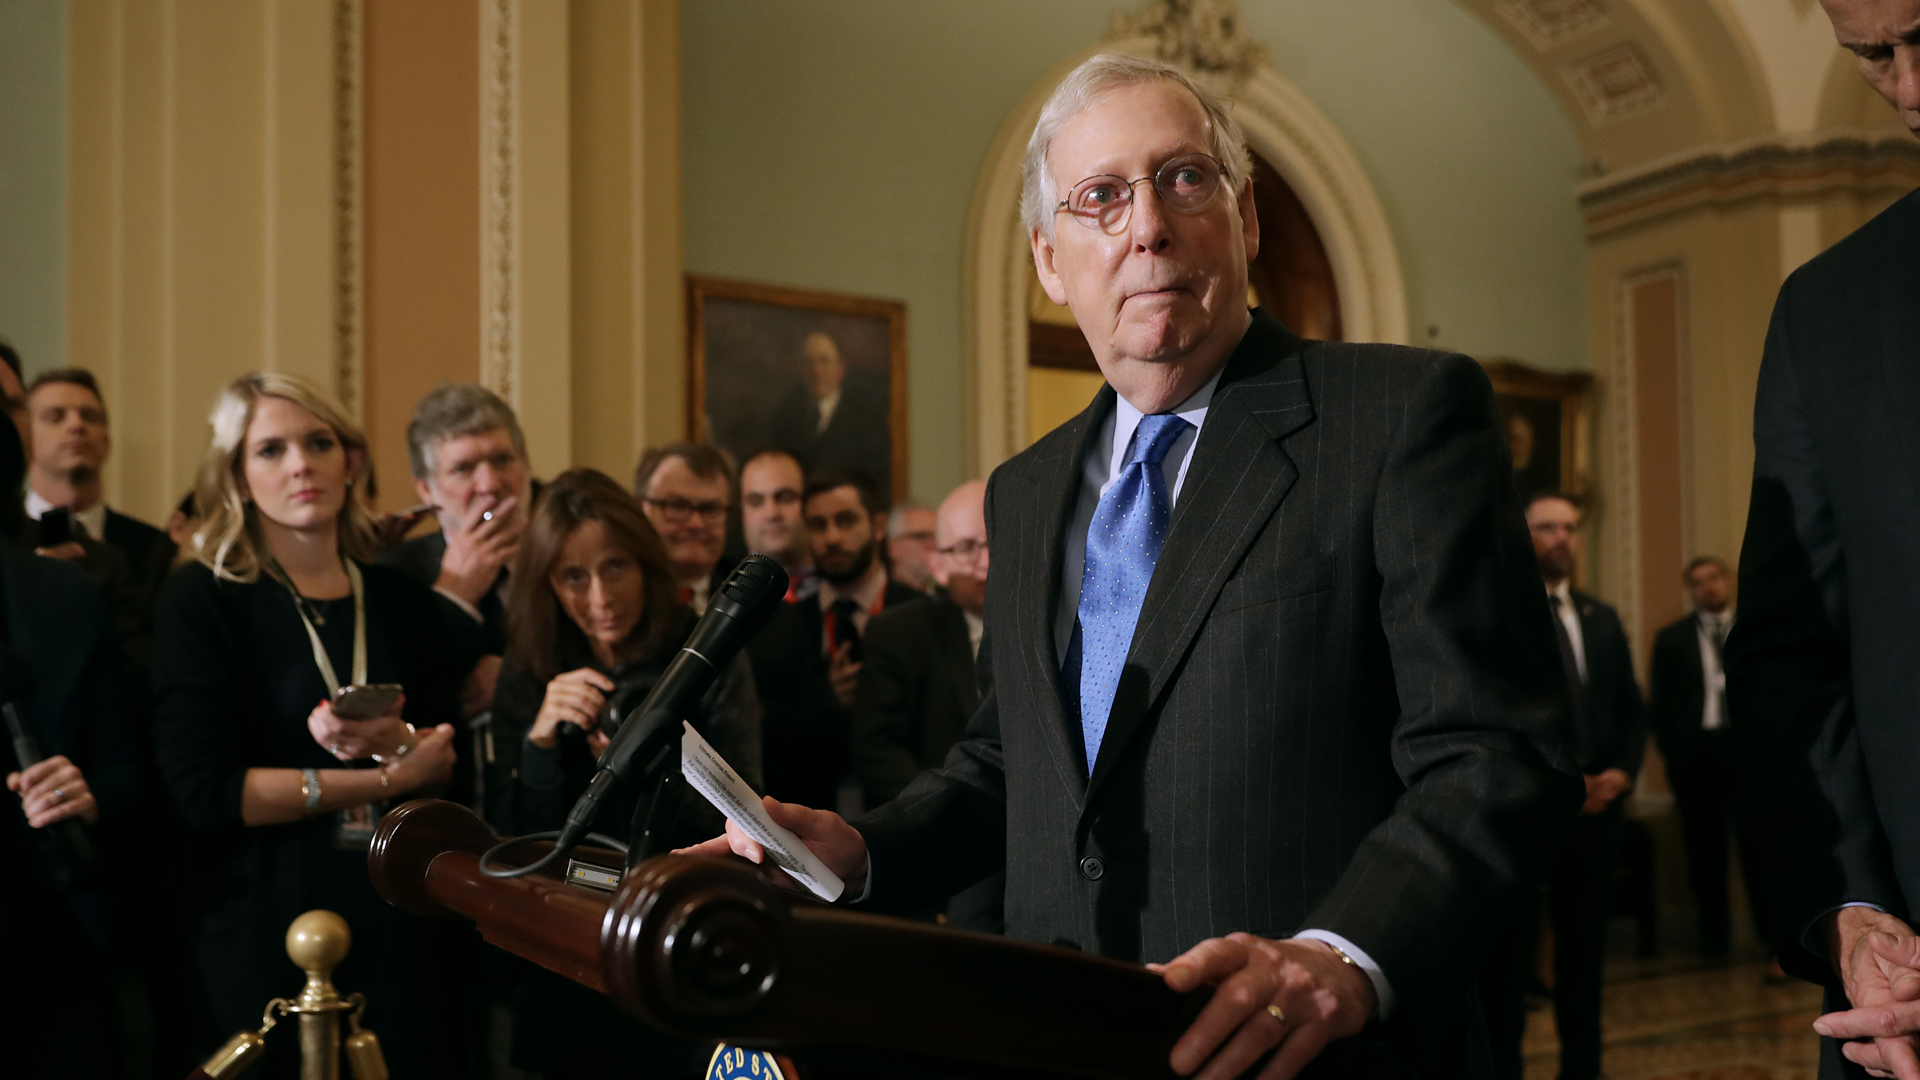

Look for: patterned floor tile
[1521,962,1824,1080]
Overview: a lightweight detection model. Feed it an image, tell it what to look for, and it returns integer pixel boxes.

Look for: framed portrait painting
[1480,359,1592,502]
[687,276,908,502]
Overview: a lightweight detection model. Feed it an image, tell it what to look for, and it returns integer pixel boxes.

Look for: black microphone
[553,554,789,854]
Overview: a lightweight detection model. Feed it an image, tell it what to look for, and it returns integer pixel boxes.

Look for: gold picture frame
[1480,359,1592,500]
[687,276,909,502]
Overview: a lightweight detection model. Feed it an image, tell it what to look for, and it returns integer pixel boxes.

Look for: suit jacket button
[1079,856,1105,881]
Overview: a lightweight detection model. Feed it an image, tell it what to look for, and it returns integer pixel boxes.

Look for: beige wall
[1583,170,1914,659]
[62,0,684,522]
[568,0,683,484]
[362,0,481,505]
[67,0,338,526]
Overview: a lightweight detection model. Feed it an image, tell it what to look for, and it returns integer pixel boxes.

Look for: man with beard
[21,369,173,606]
[1483,492,1645,1080]
[798,471,920,709]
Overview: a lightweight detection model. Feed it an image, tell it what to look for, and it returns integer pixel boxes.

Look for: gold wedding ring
[1267,1004,1286,1023]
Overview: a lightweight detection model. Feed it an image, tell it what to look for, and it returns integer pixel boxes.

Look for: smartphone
[39,507,72,547]
[332,683,405,720]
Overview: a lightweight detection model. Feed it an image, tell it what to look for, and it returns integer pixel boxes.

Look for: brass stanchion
[183,911,388,1080]
[286,911,354,1080]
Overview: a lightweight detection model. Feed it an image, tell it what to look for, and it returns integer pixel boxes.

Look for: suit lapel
[1011,385,1114,806]
[1084,313,1316,805]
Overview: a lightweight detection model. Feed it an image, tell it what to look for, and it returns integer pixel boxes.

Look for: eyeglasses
[1055,153,1229,235]
[644,497,728,524]
[936,538,988,561]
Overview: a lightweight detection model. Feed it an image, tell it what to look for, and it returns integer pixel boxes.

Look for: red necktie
[677,586,694,604]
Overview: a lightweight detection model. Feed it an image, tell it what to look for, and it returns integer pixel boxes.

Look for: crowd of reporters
[0,353,992,1080]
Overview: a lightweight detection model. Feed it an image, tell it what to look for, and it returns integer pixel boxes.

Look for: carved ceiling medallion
[1563,42,1666,124]
[1497,0,1611,49]
[1110,0,1268,95]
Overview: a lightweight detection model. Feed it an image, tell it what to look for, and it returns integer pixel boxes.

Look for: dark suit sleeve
[1306,352,1583,1013]
[1727,280,1898,976]
[852,485,1009,913]
[150,566,255,832]
[850,607,928,807]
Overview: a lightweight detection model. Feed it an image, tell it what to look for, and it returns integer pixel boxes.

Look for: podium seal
[706,1044,789,1080]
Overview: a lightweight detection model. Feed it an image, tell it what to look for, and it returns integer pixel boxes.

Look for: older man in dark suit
[689,53,1578,1079]
[1726,2,1920,1076]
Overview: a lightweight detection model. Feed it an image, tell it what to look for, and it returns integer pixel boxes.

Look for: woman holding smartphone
[152,373,480,1079]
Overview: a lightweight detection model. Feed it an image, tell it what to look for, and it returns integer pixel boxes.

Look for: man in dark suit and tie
[19,369,174,608]
[852,479,988,808]
[1507,493,1647,1080]
[1650,556,1754,961]
[851,479,1001,930]
[796,471,922,706]
[688,53,1579,1079]
[1724,3,1920,1074]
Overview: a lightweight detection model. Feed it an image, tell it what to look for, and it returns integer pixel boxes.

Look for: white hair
[1020,54,1253,239]
[887,500,930,539]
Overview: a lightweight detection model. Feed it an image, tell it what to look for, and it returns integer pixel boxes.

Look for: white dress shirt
[25,490,108,541]
[1547,579,1588,684]
[1052,367,1220,658]
[1695,608,1733,730]
[1046,367,1396,1018]
[815,388,843,435]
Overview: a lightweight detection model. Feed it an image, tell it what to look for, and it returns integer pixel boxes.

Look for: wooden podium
[368,799,1203,1079]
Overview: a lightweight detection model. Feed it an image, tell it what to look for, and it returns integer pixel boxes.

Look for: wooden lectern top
[368,799,1204,1079]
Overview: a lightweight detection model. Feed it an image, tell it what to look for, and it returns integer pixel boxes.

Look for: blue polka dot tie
[1074,413,1191,774]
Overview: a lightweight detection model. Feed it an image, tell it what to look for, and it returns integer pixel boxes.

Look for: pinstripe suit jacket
[856,311,1581,1075]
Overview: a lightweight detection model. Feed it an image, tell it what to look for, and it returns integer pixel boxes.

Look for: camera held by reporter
[151,372,481,1079]
[494,468,760,839]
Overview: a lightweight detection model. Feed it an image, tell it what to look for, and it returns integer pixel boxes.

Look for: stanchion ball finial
[286,909,352,973]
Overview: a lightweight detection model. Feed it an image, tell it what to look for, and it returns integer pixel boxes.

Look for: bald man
[849,480,999,929]
[851,481,989,808]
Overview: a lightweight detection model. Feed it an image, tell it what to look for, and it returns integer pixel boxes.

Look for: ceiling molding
[1577,131,1920,237]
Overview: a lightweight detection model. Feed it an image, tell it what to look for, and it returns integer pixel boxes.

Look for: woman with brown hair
[494,467,760,1076]
[151,373,482,1079]
[498,467,760,830]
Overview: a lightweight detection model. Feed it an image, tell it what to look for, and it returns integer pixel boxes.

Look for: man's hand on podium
[676,796,870,898]
[1151,933,1375,1080]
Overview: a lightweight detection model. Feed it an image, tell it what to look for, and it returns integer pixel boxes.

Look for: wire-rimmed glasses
[1054,153,1229,235]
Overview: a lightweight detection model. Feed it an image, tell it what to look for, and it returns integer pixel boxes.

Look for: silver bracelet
[301,767,323,813]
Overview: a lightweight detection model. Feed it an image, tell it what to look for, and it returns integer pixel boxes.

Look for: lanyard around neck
[281,558,367,695]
